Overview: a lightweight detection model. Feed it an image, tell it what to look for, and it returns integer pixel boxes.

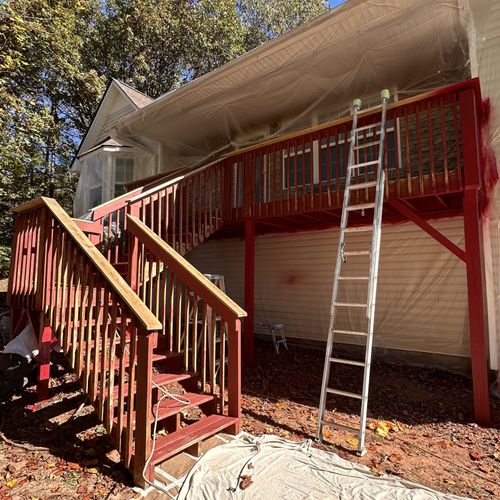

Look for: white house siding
[96,99,136,144]
[187,217,470,359]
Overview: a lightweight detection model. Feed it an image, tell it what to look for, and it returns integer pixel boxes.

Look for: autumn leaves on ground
[0,340,499,499]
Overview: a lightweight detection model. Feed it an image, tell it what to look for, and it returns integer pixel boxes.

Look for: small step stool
[261,323,288,354]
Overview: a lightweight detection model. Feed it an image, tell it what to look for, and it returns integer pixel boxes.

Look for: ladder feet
[357,447,367,457]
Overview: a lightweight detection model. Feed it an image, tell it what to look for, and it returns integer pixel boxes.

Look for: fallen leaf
[45,463,56,469]
[6,479,17,489]
[86,467,99,474]
[77,486,88,494]
[346,437,359,447]
[322,428,332,439]
[469,450,482,461]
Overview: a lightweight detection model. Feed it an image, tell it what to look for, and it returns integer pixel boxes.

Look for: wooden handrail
[127,214,247,320]
[13,197,162,332]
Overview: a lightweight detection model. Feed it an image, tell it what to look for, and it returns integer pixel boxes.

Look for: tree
[0,0,104,274]
[239,0,328,50]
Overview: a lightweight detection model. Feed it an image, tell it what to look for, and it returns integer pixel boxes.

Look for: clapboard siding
[96,100,136,143]
[187,217,469,358]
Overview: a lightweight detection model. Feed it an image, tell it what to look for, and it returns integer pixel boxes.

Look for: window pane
[89,186,102,207]
[115,158,134,182]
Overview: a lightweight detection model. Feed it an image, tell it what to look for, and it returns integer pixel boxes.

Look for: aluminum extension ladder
[316,89,390,456]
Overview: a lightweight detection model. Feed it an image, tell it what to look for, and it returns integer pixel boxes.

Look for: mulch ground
[0,339,498,499]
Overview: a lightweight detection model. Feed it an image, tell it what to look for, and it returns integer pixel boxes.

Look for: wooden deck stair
[7,197,246,488]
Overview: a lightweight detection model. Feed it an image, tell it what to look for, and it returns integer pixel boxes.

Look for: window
[283,144,313,189]
[114,157,134,196]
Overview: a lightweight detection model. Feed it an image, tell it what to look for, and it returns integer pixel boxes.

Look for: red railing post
[128,203,140,293]
[227,319,242,434]
[459,88,491,425]
[133,330,154,487]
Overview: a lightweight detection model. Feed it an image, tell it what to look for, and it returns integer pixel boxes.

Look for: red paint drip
[479,97,499,217]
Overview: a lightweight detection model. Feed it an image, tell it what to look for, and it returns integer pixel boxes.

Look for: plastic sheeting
[177,435,466,500]
[115,0,471,170]
[73,146,157,217]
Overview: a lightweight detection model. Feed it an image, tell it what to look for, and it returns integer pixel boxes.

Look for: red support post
[36,312,53,401]
[244,217,255,363]
[227,319,242,434]
[134,332,154,487]
[460,88,491,425]
[463,187,491,425]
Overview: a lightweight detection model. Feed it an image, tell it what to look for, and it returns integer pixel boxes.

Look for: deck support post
[459,88,491,425]
[463,187,491,425]
[36,312,53,401]
[244,217,255,363]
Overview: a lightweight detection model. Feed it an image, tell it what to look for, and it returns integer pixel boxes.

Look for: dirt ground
[0,339,498,499]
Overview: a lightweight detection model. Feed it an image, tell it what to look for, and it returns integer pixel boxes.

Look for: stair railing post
[133,329,155,487]
[128,203,140,293]
[227,318,242,434]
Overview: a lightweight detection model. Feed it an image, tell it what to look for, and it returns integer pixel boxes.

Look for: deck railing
[127,214,245,423]
[8,197,162,486]
[224,79,480,221]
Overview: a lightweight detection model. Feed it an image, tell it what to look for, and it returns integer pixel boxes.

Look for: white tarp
[177,435,466,500]
[116,0,471,170]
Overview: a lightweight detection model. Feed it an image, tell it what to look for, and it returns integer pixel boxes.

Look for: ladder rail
[316,98,361,442]
[358,90,389,454]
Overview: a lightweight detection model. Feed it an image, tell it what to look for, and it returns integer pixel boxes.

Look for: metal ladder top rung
[334,302,367,308]
[344,225,374,233]
[349,160,379,169]
[346,202,375,211]
[332,329,368,336]
[326,388,363,400]
[343,250,370,257]
[330,357,366,367]
[353,140,380,150]
[348,181,377,190]
[355,122,381,132]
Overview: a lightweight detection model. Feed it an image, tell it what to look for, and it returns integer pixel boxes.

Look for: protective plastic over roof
[115,0,471,169]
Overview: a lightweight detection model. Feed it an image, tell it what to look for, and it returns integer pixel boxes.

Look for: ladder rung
[322,420,360,433]
[348,181,377,190]
[355,122,381,132]
[346,202,375,211]
[353,141,380,150]
[332,329,368,336]
[330,357,366,367]
[326,388,363,400]
[348,160,379,170]
[344,225,373,233]
[334,302,367,308]
[343,250,370,256]
[337,276,369,281]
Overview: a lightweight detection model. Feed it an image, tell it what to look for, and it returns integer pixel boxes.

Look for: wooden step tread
[115,392,214,428]
[112,372,193,399]
[151,415,238,465]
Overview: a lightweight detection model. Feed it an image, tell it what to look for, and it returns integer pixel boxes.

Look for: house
[7,0,500,488]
